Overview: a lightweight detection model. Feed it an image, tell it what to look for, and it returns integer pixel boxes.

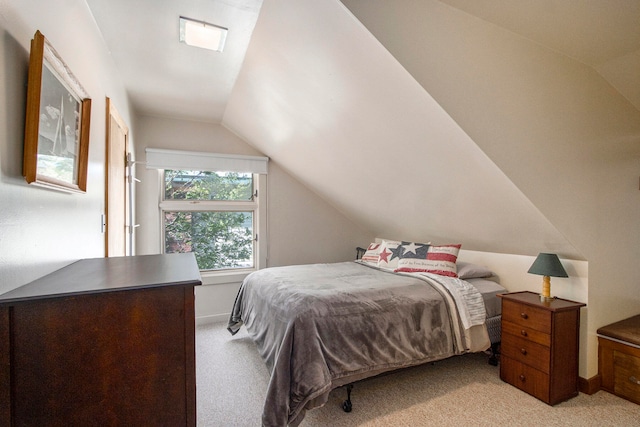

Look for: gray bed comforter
[227,261,490,427]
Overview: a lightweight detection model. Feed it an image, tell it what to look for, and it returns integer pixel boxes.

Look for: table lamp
[527,253,568,301]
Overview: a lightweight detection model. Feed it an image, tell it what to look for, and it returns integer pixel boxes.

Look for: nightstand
[499,291,585,405]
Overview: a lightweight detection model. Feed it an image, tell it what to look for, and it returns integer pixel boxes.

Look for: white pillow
[456,261,494,279]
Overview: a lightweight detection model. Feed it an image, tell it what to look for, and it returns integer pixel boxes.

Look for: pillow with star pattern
[394,243,461,277]
[376,240,402,270]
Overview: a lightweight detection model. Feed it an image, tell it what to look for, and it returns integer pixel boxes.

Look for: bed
[228,241,505,427]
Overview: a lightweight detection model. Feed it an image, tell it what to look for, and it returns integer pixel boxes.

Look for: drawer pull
[520,313,528,319]
[519,374,526,382]
[520,330,528,337]
[520,348,527,355]
[630,376,640,385]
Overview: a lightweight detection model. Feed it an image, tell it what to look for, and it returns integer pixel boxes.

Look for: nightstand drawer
[501,356,550,403]
[502,332,551,374]
[614,351,640,404]
[502,300,551,334]
[502,320,551,347]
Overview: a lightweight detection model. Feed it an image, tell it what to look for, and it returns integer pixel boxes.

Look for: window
[160,170,259,272]
[145,148,268,277]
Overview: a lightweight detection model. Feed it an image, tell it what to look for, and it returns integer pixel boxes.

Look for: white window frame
[158,171,267,285]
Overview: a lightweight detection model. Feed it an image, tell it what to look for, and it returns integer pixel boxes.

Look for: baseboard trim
[196,313,229,326]
[579,374,601,395]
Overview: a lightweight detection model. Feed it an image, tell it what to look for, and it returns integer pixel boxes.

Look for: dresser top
[499,291,586,311]
[0,253,202,304]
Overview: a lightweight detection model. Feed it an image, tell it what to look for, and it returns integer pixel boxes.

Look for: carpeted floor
[196,321,640,426]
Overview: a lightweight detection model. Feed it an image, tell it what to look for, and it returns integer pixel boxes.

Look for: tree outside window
[162,170,255,271]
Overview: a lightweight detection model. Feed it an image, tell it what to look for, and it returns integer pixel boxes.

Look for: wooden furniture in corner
[597,314,640,405]
[499,291,585,405]
[0,253,201,426]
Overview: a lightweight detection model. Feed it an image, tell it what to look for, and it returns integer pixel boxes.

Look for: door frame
[105,97,130,257]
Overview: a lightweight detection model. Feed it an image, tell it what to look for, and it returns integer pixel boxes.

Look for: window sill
[199,269,253,286]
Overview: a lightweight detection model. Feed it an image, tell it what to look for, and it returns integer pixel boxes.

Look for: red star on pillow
[378,247,392,263]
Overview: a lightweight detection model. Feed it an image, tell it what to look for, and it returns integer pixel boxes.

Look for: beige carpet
[196,321,640,426]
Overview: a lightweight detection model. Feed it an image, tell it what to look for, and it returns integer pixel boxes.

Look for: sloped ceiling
[86,0,263,122]
[334,0,640,264]
[437,0,640,111]
[86,0,640,260]
[223,0,582,259]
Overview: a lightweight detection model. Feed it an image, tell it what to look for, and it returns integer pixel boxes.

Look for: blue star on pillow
[399,241,430,259]
[389,244,404,260]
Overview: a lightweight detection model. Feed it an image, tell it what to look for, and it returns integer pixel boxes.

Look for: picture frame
[23,30,91,193]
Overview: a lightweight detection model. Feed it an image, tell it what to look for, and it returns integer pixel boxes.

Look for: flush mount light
[179,16,227,52]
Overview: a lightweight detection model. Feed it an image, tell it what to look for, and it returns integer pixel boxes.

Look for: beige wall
[458,249,590,376]
[0,0,134,294]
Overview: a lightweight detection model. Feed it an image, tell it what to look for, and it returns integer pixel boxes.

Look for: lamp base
[539,294,555,302]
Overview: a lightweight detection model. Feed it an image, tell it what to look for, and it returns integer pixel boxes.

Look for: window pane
[165,211,254,270]
[164,170,253,201]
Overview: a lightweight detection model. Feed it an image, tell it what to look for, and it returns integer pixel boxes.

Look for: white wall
[134,115,373,322]
[458,249,590,376]
[0,0,134,294]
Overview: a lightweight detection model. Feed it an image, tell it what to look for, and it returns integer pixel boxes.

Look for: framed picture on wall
[23,30,91,193]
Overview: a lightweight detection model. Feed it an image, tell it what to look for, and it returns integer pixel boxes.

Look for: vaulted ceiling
[86,0,263,122]
[86,0,640,260]
[438,0,640,111]
[87,0,640,119]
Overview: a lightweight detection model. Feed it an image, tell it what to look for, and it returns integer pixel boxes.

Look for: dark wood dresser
[499,291,585,405]
[597,314,640,405]
[0,253,201,426]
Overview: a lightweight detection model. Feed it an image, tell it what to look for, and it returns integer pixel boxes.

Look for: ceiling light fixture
[179,16,227,52]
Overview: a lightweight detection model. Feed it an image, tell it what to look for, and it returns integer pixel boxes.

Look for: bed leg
[488,342,500,366]
[342,384,353,413]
